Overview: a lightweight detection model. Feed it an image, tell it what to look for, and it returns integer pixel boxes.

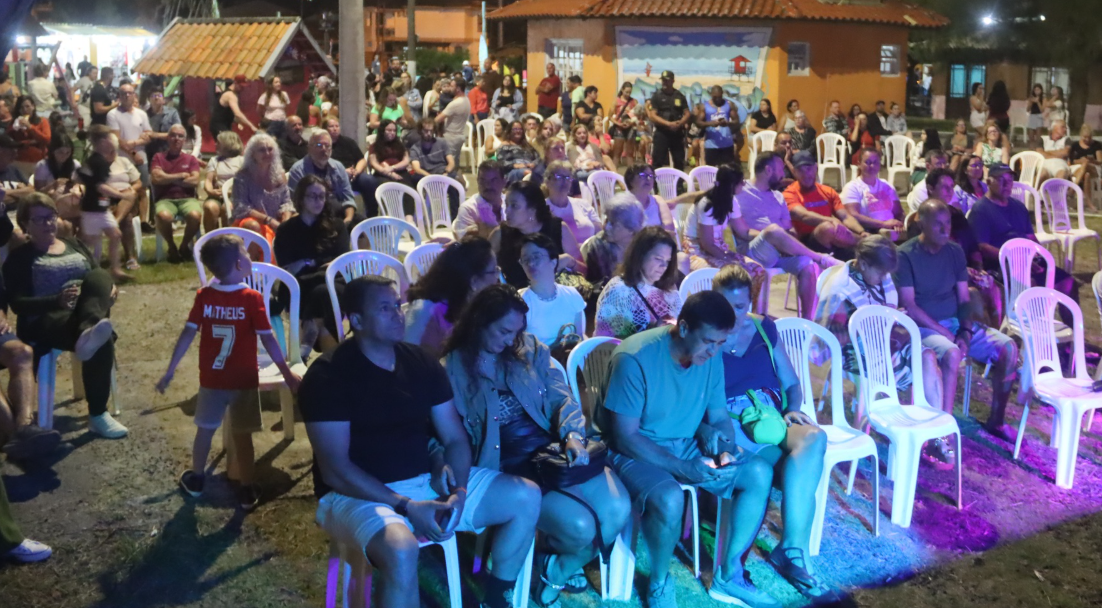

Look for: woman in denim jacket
[443,284,630,606]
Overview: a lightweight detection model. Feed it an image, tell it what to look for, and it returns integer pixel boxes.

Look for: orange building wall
[523,17,910,133]
[774,22,909,130]
[381,8,482,60]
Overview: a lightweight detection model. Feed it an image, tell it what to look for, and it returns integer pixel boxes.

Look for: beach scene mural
[615,26,772,124]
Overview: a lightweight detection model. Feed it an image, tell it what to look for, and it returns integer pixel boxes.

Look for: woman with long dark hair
[35,132,81,235]
[443,284,630,605]
[369,119,414,186]
[920,128,943,158]
[609,82,638,167]
[257,75,291,139]
[274,174,350,355]
[749,99,777,134]
[681,163,766,295]
[496,120,539,185]
[1027,83,1045,145]
[491,182,585,288]
[986,81,1011,135]
[404,235,500,357]
[594,225,681,338]
[10,95,50,176]
[969,82,988,136]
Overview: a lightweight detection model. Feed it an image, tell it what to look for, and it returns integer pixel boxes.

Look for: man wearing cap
[211,76,257,140]
[646,71,691,170]
[898,199,1019,456]
[461,60,474,84]
[968,162,1080,320]
[535,63,561,119]
[784,151,866,259]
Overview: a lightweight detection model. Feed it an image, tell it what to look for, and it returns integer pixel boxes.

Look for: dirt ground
[4,227,1102,608]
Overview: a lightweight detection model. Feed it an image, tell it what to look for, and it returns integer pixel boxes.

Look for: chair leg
[1013,404,1031,459]
[442,538,463,608]
[1054,407,1085,489]
[809,460,832,556]
[131,216,143,262]
[472,531,487,574]
[512,540,534,608]
[279,388,295,441]
[37,351,58,430]
[890,437,922,528]
[71,352,85,400]
[954,432,963,509]
[871,453,880,537]
[326,540,341,608]
[110,363,120,416]
[962,362,972,419]
[713,496,724,576]
[846,459,858,495]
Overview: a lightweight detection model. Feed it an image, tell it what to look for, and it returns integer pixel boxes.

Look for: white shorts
[316,467,502,552]
[747,232,813,274]
[1042,159,1070,177]
[81,211,119,237]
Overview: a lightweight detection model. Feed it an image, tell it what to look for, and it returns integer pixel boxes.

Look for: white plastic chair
[1012,181,1061,255]
[815,133,848,188]
[748,131,777,180]
[587,170,627,212]
[562,337,635,600]
[460,121,475,170]
[1012,287,1102,489]
[678,268,718,303]
[998,238,1069,338]
[689,165,718,192]
[755,267,789,316]
[325,533,462,608]
[1039,178,1101,272]
[326,251,410,341]
[376,181,421,219]
[1010,151,1044,191]
[37,350,119,430]
[654,167,690,201]
[350,217,422,258]
[883,135,916,192]
[848,305,962,528]
[247,263,308,441]
[775,318,879,554]
[404,242,444,285]
[474,118,495,167]
[416,175,464,240]
[193,227,273,286]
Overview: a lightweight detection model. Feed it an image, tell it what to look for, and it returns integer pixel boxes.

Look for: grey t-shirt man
[894,237,969,322]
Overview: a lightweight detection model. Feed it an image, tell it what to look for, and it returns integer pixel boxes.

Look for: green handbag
[736,318,789,446]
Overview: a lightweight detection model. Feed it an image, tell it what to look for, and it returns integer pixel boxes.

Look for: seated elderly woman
[580,193,644,288]
[202,131,244,232]
[3,194,127,439]
[813,235,944,444]
[274,175,350,357]
[231,133,294,247]
[707,265,844,604]
[517,233,587,347]
[566,124,605,187]
[490,182,586,289]
[443,284,630,604]
[404,236,500,357]
[594,225,681,339]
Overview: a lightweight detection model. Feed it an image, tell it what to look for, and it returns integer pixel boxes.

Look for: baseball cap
[0,134,17,150]
[661,70,675,80]
[987,163,1013,178]
[792,150,816,168]
[233,74,248,87]
[462,60,470,66]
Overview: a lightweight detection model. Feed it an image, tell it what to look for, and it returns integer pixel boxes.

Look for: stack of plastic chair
[848,305,962,528]
[1012,287,1102,489]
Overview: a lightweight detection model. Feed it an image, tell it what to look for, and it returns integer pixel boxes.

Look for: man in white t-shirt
[733,152,840,318]
[435,77,471,163]
[106,83,153,187]
[453,161,505,239]
[840,147,904,235]
[1039,119,1070,181]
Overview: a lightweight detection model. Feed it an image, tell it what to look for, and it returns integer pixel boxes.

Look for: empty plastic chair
[655,167,691,201]
[689,165,718,192]
[349,217,422,258]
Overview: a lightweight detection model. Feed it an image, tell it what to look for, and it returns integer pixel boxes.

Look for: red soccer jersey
[186,284,272,390]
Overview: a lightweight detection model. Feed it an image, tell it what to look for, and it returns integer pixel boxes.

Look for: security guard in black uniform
[645,70,691,170]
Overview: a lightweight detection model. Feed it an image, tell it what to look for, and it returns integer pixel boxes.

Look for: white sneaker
[74,319,114,361]
[4,538,52,563]
[89,412,128,439]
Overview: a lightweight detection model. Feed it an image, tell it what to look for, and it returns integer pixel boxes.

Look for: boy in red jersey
[156,234,301,510]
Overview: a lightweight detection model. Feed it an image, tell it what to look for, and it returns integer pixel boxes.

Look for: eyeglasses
[549,173,573,182]
[313,143,332,150]
[635,172,655,180]
[520,254,550,266]
[29,214,58,226]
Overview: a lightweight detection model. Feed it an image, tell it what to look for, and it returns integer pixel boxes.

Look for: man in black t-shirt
[299,276,539,608]
[89,67,118,126]
[646,70,691,170]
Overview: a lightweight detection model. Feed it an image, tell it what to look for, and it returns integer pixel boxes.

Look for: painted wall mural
[615,26,772,123]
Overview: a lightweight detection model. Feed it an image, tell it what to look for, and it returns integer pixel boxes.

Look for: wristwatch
[394,496,410,516]
[565,431,585,444]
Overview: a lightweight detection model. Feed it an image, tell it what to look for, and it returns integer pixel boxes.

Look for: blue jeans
[350,172,380,217]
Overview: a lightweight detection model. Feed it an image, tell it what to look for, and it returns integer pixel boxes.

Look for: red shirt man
[468,85,489,118]
[536,63,562,116]
[783,182,845,236]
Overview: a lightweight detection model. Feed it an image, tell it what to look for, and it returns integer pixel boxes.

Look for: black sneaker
[238,484,259,512]
[140,221,155,235]
[1,425,61,460]
[179,470,204,497]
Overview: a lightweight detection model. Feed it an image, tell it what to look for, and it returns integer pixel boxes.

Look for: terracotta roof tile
[490,0,948,28]
[133,18,329,80]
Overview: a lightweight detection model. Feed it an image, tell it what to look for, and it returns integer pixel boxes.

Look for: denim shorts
[919,318,1013,365]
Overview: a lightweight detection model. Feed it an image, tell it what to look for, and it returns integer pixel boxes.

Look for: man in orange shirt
[782,151,867,259]
[468,76,490,121]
